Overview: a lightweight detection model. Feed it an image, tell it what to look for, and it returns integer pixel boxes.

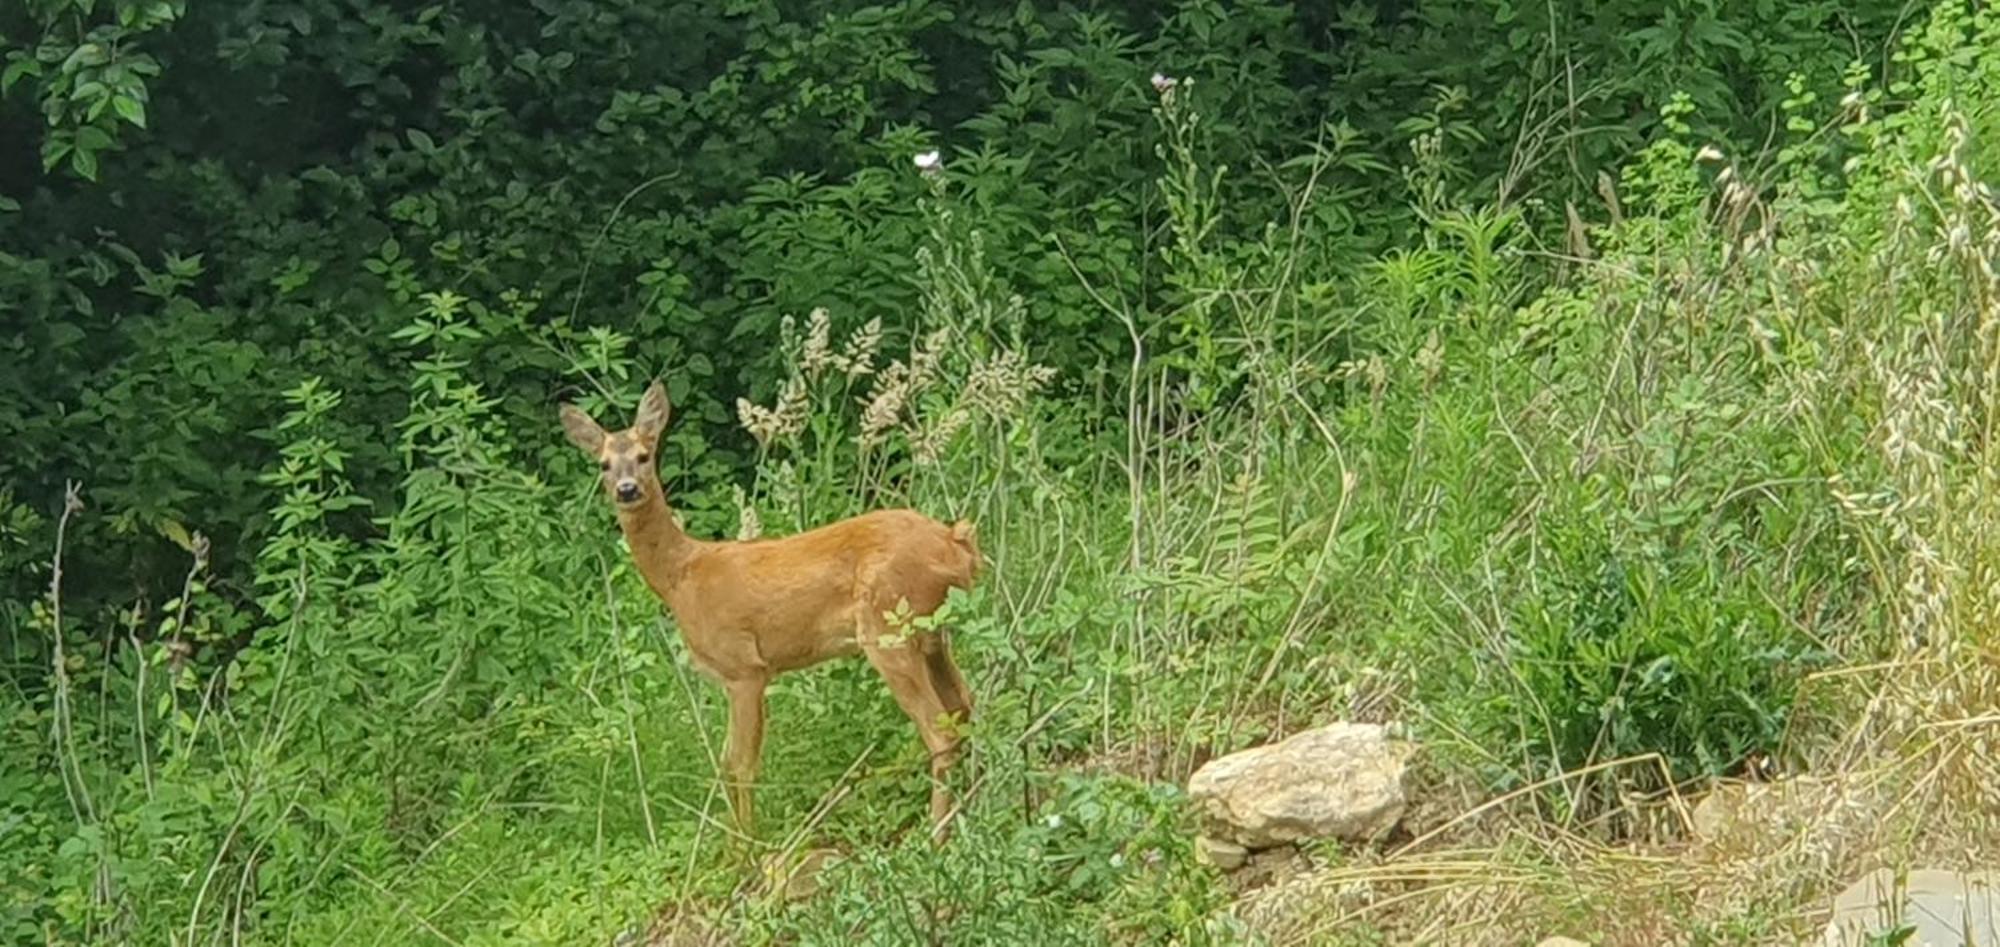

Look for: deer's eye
[636,452,650,464]
[599,460,610,472]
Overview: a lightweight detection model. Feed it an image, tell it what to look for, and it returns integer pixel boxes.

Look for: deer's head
[560,381,671,509]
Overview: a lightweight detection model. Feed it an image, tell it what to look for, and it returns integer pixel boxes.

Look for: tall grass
[6,3,1999,945]
[1226,3,2000,942]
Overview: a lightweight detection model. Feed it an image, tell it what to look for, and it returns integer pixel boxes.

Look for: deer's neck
[616,494,698,604]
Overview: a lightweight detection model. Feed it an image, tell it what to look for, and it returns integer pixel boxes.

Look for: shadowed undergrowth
[6,3,2000,945]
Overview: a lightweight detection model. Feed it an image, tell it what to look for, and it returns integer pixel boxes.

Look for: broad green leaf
[113,94,146,128]
[1,57,40,94]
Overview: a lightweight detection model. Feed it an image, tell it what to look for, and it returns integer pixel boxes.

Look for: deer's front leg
[722,675,768,836]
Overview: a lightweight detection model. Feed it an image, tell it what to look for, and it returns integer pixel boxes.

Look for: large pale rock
[1822,868,1999,947]
[1187,722,1411,849]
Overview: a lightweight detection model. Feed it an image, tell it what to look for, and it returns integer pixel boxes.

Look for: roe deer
[559,381,980,839]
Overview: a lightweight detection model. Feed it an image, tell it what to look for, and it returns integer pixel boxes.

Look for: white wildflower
[800,307,833,380]
[858,361,910,449]
[836,316,882,378]
[736,376,809,448]
[731,484,762,541]
[911,407,970,465]
[736,398,777,446]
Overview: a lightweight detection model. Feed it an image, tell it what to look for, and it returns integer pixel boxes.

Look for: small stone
[1690,782,1751,844]
[1821,868,1999,947]
[1239,845,1311,890]
[643,911,729,947]
[1187,721,1412,849]
[1197,836,1249,871]
[1692,776,1829,850]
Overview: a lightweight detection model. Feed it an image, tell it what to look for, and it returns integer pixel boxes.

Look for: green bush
[7,1,1999,944]
[0,0,1918,610]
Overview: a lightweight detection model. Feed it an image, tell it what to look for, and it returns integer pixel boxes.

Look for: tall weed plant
[9,3,2000,944]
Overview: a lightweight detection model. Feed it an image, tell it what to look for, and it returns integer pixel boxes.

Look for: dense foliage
[1,0,1913,606]
[5,0,1998,944]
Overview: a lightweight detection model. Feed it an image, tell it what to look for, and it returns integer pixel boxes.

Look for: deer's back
[670,508,978,675]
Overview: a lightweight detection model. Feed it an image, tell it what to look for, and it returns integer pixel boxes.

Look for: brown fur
[560,382,980,840]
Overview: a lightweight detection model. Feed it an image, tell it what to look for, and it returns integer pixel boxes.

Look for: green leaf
[41,139,72,172]
[71,147,98,181]
[165,251,204,277]
[62,43,107,72]
[113,94,146,128]
[1,56,41,94]
[408,128,436,153]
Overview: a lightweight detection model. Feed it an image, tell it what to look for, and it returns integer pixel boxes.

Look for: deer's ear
[559,403,607,454]
[633,381,671,444]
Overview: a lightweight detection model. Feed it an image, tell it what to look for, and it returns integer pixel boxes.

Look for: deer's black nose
[615,480,641,503]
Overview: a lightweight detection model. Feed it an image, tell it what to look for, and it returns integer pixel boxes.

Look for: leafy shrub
[8,2,1998,944]
[0,0,1921,613]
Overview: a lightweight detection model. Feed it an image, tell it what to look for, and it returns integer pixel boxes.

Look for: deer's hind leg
[860,614,968,840]
[921,631,974,724]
